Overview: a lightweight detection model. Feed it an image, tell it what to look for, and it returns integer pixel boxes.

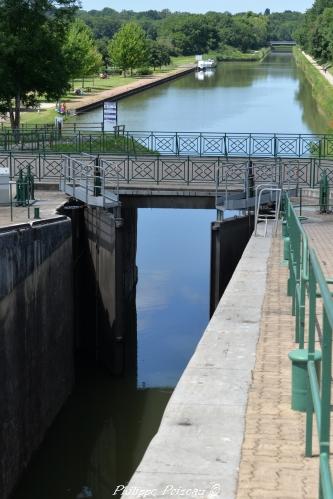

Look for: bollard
[288,349,321,412]
[34,207,40,219]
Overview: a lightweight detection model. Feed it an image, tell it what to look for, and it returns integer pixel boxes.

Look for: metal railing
[60,154,119,208]
[284,194,333,498]
[2,153,333,188]
[2,130,333,158]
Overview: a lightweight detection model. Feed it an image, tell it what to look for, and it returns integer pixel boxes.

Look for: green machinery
[15,165,35,206]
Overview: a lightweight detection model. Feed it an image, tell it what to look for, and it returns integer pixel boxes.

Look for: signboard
[103,100,117,127]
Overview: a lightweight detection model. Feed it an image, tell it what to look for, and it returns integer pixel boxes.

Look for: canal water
[12,51,329,499]
[76,51,329,133]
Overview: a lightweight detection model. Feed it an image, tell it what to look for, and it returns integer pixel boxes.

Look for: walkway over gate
[2,153,333,189]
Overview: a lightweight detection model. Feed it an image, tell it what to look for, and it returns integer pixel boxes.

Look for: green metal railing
[3,129,333,157]
[284,194,333,498]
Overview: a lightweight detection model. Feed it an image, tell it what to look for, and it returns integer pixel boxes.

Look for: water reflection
[136,209,213,388]
[195,69,215,81]
[12,208,214,499]
[75,52,329,133]
[12,365,172,499]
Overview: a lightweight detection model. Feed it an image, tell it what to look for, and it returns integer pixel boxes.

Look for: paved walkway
[236,213,333,499]
[0,189,67,228]
[67,65,195,113]
[302,51,333,86]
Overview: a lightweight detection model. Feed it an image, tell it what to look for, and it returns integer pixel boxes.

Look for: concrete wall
[0,217,74,499]
[210,215,254,315]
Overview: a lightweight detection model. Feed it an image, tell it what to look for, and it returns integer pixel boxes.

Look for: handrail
[283,194,333,499]
[2,130,333,158]
[254,184,282,237]
[60,154,119,208]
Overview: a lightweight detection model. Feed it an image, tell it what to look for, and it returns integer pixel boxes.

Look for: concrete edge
[0,215,69,233]
[125,232,273,498]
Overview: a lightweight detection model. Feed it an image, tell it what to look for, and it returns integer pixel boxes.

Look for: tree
[109,22,148,75]
[160,14,220,55]
[264,8,271,16]
[0,0,78,130]
[294,0,333,61]
[147,40,171,69]
[64,19,102,86]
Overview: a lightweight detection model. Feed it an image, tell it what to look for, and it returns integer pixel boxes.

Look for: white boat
[197,59,217,71]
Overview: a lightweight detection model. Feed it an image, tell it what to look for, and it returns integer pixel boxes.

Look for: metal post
[10,181,13,222]
[320,308,332,479]
[306,261,316,457]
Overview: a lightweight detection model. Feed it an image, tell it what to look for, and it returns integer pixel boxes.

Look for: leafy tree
[96,37,111,67]
[264,8,271,16]
[78,8,121,39]
[0,0,78,130]
[161,14,220,55]
[294,0,333,62]
[64,19,102,85]
[268,11,304,41]
[147,40,171,69]
[109,22,148,76]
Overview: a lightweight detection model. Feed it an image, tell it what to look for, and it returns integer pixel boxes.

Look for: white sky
[80,0,313,13]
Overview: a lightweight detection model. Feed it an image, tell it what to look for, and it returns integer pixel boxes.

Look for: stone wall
[0,217,74,499]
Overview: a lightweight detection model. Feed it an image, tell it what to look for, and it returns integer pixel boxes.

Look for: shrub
[135,67,153,76]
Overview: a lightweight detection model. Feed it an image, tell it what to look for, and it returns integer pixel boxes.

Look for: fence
[284,194,333,498]
[2,130,333,158]
[1,153,333,188]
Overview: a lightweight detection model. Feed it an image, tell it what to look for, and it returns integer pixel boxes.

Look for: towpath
[236,210,333,499]
[66,64,196,114]
[302,51,333,86]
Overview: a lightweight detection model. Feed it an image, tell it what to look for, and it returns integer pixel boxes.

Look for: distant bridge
[270,40,296,46]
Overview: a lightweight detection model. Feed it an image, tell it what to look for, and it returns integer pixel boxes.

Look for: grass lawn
[17,48,264,128]
[18,55,196,127]
[50,133,153,154]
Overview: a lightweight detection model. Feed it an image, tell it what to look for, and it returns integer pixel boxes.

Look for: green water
[76,52,329,134]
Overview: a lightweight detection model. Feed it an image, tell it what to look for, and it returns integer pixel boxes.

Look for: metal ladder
[254,184,282,237]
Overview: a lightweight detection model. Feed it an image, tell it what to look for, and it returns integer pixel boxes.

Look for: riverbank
[17,59,196,126]
[215,46,271,62]
[67,65,196,114]
[293,46,333,125]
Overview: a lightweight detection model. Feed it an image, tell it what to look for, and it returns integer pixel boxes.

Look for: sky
[80,0,313,14]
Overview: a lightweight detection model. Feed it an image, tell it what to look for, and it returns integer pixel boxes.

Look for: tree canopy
[78,8,304,59]
[0,0,78,129]
[108,22,148,75]
[294,0,333,61]
[64,19,102,83]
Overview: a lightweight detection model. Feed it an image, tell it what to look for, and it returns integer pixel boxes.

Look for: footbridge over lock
[2,129,333,210]
[57,153,326,211]
[2,130,333,201]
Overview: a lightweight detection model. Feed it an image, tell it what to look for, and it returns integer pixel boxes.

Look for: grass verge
[293,46,333,125]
